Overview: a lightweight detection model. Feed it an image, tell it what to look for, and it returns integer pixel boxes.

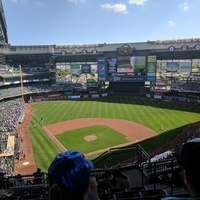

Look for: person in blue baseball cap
[48,150,99,200]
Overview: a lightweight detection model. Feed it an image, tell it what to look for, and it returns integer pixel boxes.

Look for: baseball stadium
[0,0,200,199]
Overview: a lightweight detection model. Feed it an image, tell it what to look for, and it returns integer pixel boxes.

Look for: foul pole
[19,65,24,102]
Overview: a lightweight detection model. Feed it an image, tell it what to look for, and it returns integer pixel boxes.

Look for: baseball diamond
[15,103,158,175]
[14,98,200,175]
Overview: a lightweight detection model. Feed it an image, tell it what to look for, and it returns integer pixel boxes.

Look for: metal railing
[92,144,150,169]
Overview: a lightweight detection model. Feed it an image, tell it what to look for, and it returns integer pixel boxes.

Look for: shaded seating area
[97,187,168,200]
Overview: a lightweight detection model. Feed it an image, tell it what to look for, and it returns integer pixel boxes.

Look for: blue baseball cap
[48,150,94,192]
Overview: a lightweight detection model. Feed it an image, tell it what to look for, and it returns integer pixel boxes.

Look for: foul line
[43,127,67,152]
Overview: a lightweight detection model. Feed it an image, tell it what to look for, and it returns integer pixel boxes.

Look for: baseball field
[20,97,200,173]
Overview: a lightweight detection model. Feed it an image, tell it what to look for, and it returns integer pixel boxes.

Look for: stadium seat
[98,192,115,200]
[128,186,147,191]
[140,189,167,197]
[107,187,127,193]
[114,191,141,199]
[98,188,107,194]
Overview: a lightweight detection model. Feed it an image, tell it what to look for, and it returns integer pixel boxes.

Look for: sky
[2,0,200,46]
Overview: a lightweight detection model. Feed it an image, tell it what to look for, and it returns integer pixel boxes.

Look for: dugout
[107,82,145,94]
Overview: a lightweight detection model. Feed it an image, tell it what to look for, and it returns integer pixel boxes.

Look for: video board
[98,56,156,82]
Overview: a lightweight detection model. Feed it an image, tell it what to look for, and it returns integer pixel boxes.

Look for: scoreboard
[97,55,157,82]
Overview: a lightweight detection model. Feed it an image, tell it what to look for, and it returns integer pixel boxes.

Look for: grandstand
[0,0,200,199]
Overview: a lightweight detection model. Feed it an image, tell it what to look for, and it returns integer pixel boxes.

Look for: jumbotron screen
[97,56,156,82]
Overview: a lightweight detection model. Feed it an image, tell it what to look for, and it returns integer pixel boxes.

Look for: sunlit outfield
[29,97,200,172]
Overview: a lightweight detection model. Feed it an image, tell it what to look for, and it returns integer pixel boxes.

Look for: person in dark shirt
[33,168,45,184]
[97,169,116,189]
[112,169,132,188]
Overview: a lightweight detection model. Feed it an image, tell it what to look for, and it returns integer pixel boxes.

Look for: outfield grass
[29,97,200,172]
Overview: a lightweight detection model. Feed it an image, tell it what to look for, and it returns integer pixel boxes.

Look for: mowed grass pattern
[29,97,200,171]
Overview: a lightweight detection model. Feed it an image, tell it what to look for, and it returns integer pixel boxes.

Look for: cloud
[128,0,148,5]
[68,0,85,4]
[168,20,175,26]
[8,0,27,2]
[100,3,128,14]
[8,0,43,6]
[181,2,189,11]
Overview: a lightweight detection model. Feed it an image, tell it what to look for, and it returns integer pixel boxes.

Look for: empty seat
[107,187,127,193]
[0,197,20,200]
[98,188,107,194]
[98,192,115,200]
[18,194,43,199]
[128,186,147,191]
[140,189,166,197]
[114,191,141,199]
[131,196,164,200]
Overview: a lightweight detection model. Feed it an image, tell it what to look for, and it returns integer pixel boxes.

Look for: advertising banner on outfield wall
[91,94,99,98]
[68,95,80,99]
[154,95,162,99]
[102,93,108,97]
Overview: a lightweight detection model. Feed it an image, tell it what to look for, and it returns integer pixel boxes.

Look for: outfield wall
[27,90,200,106]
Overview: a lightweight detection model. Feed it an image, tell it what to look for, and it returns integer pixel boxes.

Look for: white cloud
[128,0,148,5]
[100,3,128,14]
[8,0,43,6]
[68,0,85,4]
[168,20,175,26]
[8,0,27,2]
[182,2,189,11]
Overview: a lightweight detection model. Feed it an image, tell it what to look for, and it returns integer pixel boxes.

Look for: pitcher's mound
[84,135,97,141]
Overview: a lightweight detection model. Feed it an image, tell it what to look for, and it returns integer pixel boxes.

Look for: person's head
[48,150,94,200]
[37,168,41,172]
[175,138,200,198]
[16,174,22,180]
[112,169,127,179]
[104,170,113,181]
